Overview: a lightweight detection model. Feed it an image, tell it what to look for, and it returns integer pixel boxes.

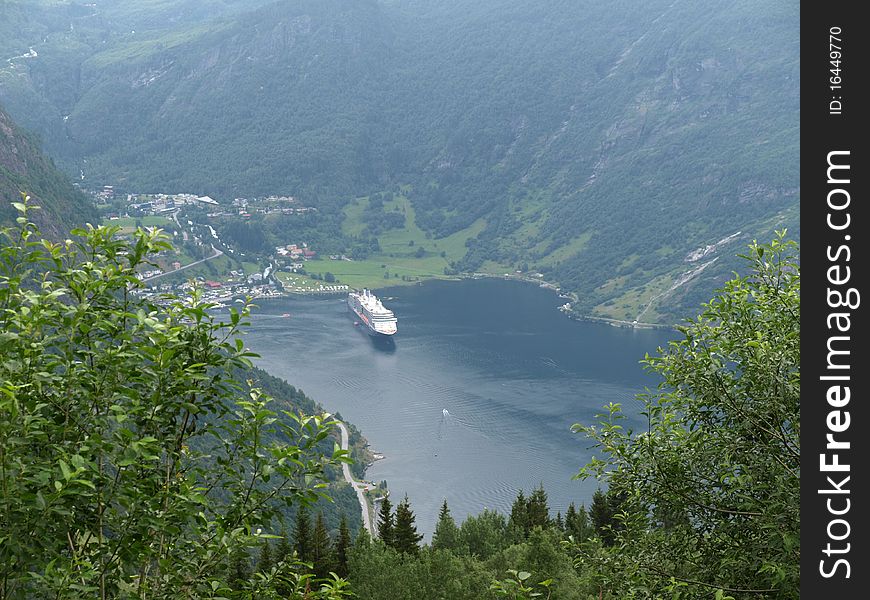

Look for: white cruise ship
[347,289,397,336]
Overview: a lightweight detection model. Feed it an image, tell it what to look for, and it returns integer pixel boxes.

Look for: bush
[0,198,352,599]
[574,233,800,598]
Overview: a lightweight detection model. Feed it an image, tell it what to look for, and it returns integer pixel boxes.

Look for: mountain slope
[0,105,98,237]
[0,0,799,322]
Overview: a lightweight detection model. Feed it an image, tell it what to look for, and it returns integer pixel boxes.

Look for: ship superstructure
[347,289,397,336]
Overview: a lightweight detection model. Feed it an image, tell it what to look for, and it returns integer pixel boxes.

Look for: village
[89,186,350,305]
[96,185,318,219]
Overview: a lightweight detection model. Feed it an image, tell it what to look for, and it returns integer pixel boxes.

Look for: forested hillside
[0,0,798,321]
[0,104,98,237]
[236,364,368,535]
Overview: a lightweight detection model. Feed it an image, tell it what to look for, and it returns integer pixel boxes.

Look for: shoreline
[564,313,674,331]
[336,421,375,536]
[274,270,676,329]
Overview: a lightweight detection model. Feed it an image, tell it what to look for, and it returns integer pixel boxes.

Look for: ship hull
[347,294,396,336]
[351,307,393,336]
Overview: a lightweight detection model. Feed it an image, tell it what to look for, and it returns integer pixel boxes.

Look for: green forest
[1,198,799,598]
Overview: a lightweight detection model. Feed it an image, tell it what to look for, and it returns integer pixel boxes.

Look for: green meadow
[297,195,493,290]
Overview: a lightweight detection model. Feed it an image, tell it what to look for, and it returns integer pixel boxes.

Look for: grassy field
[275,271,350,293]
[297,257,453,291]
[241,261,262,276]
[366,195,485,263]
[534,231,592,266]
[305,194,496,290]
[592,271,675,322]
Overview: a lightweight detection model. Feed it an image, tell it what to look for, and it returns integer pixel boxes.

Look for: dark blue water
[243,278,673,537]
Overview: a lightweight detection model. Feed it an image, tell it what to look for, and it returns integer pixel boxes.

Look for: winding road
[336,421,374,535]
[142,245,224,283]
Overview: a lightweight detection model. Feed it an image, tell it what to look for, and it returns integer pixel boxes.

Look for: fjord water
[244,278,673,537]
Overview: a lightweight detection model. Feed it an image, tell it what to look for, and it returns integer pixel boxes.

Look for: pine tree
[275,525,292,564]
[311,512,334,578]
[527,484,550,531]
[565,503,578,540]
[293,504,312,561]
[573,504,594,542]
[566,503,577,523]
[354,527,372,549]
[334,514,352,577]
[376,495,394,547]
[589,490,609,542]
[590,488,626,547]
[273,526,294,598]
[508,490,528,540]
[257,539,273,573]
[227,546,251,591]
[554,511,564,532]
[393,494,423,555]
[432,499,459,552]
[565,502,596,542]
